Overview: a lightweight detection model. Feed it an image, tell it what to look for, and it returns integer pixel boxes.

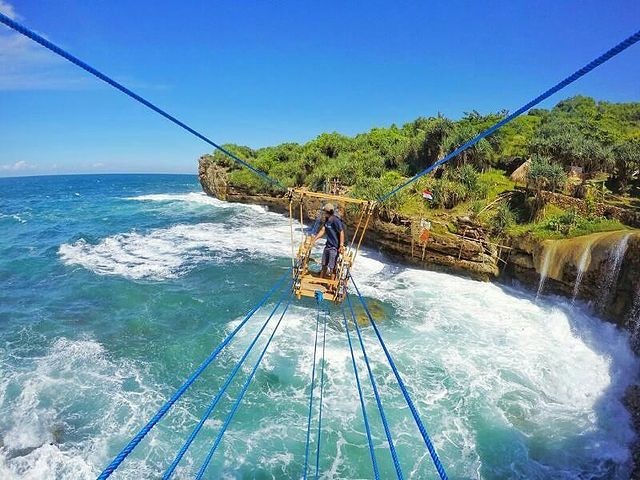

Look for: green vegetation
[205,96,640,240]
[508,207,628,239]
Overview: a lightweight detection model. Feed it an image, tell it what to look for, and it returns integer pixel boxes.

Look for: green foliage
[527,96,639,177]
[491,203,516,235]
[527,155,567,193]
[611,139,640,193]
[228,168,267,194]
[508,206,628,239]
[546,210,580,235]
[442,122,493,171]
[209,95,639,203]
[427,165,487,209]
[352,171,407,211]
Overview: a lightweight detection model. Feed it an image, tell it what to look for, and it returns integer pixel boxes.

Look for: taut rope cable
[346,294,404,480]
[97,269,290,479]
[196,292,294,479]
[314,304,329,479]
[341,303,380,480]
[302,306,322,479]
[378,29,640,203]
[163,279,294,479]
[350,276,448,480]
[0,13,284,190]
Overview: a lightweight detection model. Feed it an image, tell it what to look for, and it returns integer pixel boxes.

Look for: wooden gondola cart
[287,188,374,303]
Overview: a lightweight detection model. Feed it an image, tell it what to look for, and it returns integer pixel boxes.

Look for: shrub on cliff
[491,203,516,235]
[527,155,567,193]
[611,139,640,194]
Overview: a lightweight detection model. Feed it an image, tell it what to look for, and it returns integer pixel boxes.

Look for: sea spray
[572,241,595,303]
[535,242,556,299]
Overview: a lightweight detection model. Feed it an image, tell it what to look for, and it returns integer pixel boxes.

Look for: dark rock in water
[51,422,65,445]
[625,385,640,480]
[1,423,65,460]
[6,445,41,460]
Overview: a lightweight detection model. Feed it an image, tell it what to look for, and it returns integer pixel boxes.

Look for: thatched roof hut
[510,159,531,185]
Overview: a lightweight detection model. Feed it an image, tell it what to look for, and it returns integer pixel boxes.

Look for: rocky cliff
[199,155,501,281]
[199,155,640,329]
[199,155,640,477]
[507,230,640,327]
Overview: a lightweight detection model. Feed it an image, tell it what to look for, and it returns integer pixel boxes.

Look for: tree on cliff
[205,95,639,199]
[526,155,568,219]
[611,139,640,194]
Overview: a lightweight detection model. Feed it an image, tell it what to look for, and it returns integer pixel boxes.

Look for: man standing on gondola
[313,203,345,278]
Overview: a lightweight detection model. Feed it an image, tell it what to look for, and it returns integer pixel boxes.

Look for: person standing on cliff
[313,203,345,278]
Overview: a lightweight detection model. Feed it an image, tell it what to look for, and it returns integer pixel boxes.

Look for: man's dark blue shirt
[324,215,344,249]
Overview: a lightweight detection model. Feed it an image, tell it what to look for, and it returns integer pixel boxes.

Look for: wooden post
[458,227,468,261]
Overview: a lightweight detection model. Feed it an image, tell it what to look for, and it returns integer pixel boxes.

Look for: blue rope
[0,13,284,191]
[195,293,294,479]
[378,29,640,203]
[350,276,448,480]
[341,303,380,480]
[97,269,289,479]
[302,306,322,479]
[346,294,404,480]
[163,279,293,479]
[314,304,329,479]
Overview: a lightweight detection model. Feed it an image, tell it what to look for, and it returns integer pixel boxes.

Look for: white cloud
[92,162,105,168]
[0,160,36,172]
[0,0,18,20]
[0,3,166,93]
[0,1,88,90]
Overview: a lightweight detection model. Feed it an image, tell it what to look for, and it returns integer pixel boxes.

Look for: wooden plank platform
[297,274,338,302]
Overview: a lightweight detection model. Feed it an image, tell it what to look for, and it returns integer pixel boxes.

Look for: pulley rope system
[3,11,639,479]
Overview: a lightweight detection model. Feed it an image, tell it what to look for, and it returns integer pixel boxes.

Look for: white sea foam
[0,337,192,480]
[59,221,296,280]
[60,193,382,281]
[127,192,268,213]
[2,273,636,478]
[0,213,27,224]
[43,193,639,477]
[60,193,300,279]
[215,268,637,478]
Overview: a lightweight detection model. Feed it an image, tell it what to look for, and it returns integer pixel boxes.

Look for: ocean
[0,174,637,479]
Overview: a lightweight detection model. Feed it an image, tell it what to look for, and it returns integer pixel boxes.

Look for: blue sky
[0,0,639,177]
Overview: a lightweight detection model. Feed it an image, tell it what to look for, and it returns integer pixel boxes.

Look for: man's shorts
[322,246,338,273]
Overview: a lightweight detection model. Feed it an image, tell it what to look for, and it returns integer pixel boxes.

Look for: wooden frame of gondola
[287,188,375,303]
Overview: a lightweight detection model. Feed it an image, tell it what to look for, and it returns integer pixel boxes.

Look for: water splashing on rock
[597,233,632,311]
[534,231,635,308]
[535,242,556,299]
[571,239,596,303]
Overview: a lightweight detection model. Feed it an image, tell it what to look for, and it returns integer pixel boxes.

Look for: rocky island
[199,95,640,477]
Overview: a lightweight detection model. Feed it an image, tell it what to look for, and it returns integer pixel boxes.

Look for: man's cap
[323,202,334,212]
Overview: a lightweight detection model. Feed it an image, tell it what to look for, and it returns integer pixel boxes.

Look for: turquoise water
[0,174,637,479]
